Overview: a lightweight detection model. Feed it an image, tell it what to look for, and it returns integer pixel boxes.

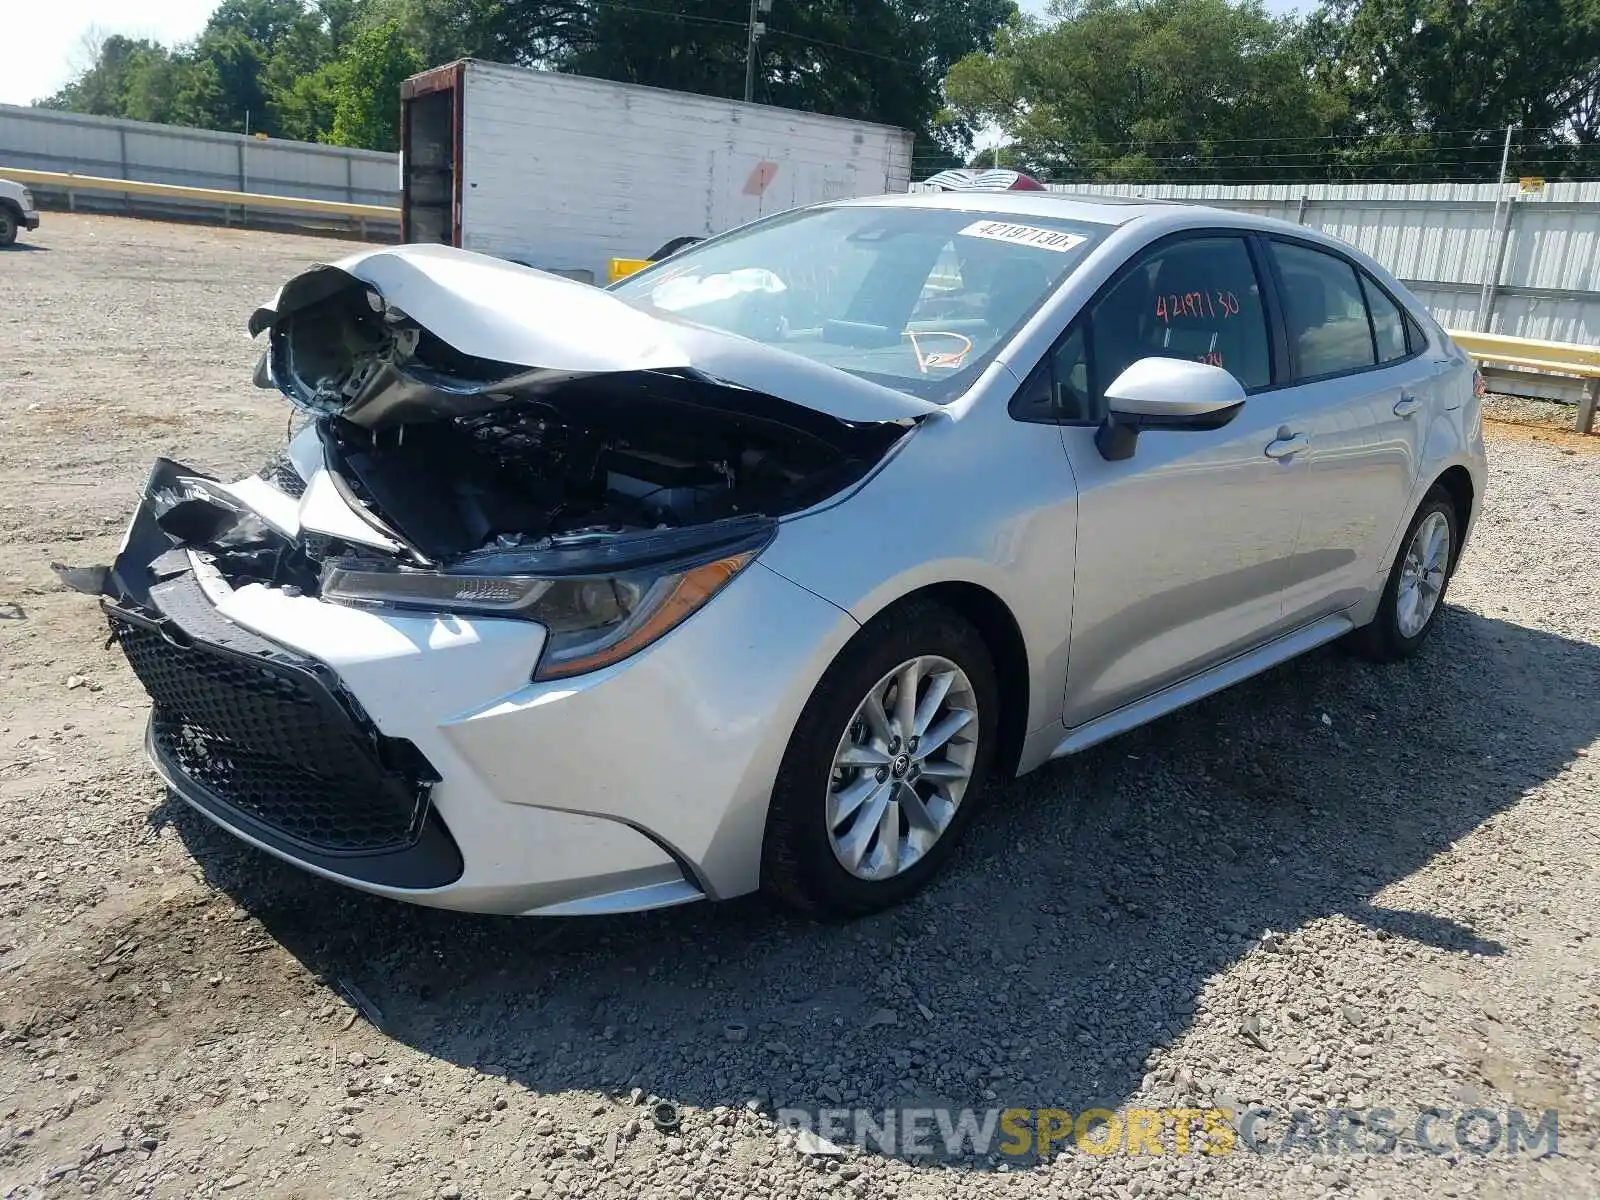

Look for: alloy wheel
[826,655,979,881]
[1396,509,1451,638]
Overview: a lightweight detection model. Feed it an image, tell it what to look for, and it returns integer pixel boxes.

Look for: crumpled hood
[249,243,937,428]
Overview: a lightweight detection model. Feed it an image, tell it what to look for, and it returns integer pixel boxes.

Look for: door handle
[1264,433,1309,459]
[1394,394,1423,418]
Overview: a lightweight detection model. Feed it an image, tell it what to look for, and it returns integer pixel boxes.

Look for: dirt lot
[2,215,1599,1200]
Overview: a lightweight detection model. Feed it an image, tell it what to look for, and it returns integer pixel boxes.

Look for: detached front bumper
[90,459,860,915]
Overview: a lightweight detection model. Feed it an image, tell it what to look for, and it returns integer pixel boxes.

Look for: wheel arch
[858,580,1032,779]
[1432,464,1475,556]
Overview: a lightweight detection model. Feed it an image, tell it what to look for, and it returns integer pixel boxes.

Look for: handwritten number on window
[1155,290,1240,324]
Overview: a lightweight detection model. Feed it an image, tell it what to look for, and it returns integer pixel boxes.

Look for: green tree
[327,20,423,150]
[1307,0,1600,176]
[271,62,342,141]
[559,0,1015,155]
[205,0,321,48]
[37,0,1015,159]
[945,0,1342,181]
[172,30,270,131]
[39,35,180,118]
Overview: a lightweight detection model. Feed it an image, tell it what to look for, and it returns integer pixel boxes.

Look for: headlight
[320,542,763,681]
[20,190,34,210]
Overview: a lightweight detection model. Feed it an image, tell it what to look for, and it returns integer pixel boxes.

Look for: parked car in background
[921,167,1047,191]
[62,192,1485,921]
[0,177,40,246]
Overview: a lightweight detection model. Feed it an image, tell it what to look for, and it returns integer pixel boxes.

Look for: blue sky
[1,0,1304,108]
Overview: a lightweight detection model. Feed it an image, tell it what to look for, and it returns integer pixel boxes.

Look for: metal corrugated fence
[0,104,399,227]
[6,101,1596,347]
[1024,181,1600,345]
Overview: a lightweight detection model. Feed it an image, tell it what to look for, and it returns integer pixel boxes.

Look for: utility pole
[744,0,772,103]
[1474,122,1516,331]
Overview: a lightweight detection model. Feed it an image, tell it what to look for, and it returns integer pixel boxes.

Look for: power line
[582,0,925,66]
[973,127,1562,150]
[586,2,752,32]
[764,25,910,65]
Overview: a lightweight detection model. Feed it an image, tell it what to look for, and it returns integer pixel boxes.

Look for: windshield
[610,205,1109,402]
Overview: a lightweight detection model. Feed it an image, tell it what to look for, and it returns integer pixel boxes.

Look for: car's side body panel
[1056,408,1306,727]
[759,361,1081,749]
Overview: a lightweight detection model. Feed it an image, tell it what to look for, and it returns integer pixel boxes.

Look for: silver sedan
[70,192,1485,919]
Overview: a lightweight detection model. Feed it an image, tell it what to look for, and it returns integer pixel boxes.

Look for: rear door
[1260,239,1432,623]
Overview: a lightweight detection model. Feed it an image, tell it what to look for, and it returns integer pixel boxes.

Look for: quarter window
[1088,236,1272,398]
[1051,324,1092,421]
[1270,241,1377,378]
[1361,273,1411,363]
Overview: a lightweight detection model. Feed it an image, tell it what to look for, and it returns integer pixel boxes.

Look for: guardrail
[5,166,400,234]
[1446,329,1600,433]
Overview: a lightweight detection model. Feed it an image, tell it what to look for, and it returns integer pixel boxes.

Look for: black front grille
[112,616,433,855]
[257,451,307,499]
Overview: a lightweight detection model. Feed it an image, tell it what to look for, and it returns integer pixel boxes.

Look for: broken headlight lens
[320,551,758,680]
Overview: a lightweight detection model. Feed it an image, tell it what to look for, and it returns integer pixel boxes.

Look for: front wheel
[761,600,998,918]
[1349,486,1459,661]
[0,208,18,248]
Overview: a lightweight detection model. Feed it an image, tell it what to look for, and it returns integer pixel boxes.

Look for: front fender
[761,406,1078,740]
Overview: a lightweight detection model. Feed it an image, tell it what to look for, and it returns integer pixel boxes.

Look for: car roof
[833,189,1181,227]
[831,189,1390,263]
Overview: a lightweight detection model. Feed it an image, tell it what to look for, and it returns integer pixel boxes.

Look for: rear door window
[1270,241,1378,379]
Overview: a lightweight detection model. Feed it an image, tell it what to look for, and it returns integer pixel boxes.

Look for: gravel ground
[3,214,1599,1200]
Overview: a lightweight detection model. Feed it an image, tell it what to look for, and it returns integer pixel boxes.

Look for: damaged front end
[60,458,460,886]
[213,244,921,678]
[59,246,924,872]
[80,245,922,674]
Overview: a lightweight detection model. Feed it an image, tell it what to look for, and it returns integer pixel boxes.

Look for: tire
[0,207,18,248]
[1348,486,1459,662]
[761,599,999,918]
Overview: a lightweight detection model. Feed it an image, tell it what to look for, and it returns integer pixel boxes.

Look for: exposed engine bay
[102,259,899,606]
[317,371,898,566]
[239,266,913,576]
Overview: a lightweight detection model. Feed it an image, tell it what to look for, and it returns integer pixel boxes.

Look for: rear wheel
[1349,486,1459,661]
[761,600,998,918]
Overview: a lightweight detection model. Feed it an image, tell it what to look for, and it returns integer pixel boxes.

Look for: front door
[1055,233,1305,728]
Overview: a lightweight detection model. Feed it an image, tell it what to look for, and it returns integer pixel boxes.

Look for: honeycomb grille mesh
[113,617,430,854]
[257,451,308,499]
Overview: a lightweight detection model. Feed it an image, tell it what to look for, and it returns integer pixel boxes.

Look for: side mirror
[1095,357,1246,461]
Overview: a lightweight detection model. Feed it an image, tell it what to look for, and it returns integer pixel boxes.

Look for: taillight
[1473,368,1486,398]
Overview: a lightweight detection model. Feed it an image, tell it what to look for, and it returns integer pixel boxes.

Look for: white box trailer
[400,59,914,282]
